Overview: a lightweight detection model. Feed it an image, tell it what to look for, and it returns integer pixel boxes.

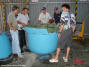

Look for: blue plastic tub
[24,27,59,54]
[0,33,12,59]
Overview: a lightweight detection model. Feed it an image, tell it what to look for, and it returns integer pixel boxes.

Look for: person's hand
[48,19,54,24]
[10,27,16,31]
[13,28,16,32]
[58,33,61,38]
[10,27,14,30]
[40,22,43,24]
[22,23,26,26]
[28,22,30,25]
[72,26,76,33]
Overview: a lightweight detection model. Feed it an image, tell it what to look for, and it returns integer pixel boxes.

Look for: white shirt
[38,12,52,24]
[17,13,30,28]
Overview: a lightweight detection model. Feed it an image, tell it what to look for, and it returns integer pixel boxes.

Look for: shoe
[63,57,68,62]
[49,58,58,63]
[18,55,24,58]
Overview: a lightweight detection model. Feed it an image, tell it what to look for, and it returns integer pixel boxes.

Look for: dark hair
[12,6,19,11]
[61,4,70,9]
[42,7,46,10]
[22,8,29,11]
[54,7,59,11]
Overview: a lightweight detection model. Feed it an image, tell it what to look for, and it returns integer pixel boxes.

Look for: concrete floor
[0,39,89,67]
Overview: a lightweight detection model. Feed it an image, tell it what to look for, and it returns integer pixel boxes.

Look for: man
[38,7,53,24]
[49,4,76,63]
[17,8,30,53]
[7,6,23,58]
[54,7,62,24]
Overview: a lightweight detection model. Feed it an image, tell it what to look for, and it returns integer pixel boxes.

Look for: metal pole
[0,2,6,32]
[27,0,30,8]
[2,3,6,32]
[75,0,78,20]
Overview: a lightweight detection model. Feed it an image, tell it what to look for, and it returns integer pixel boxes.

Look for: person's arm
[38,13,43,24]
[27,20,30,25]
[70,13,76,32]
[17,21,25,26]
[38,20,43,24]
[58,13,65,38]
[59,24,64,32]
[8,22,16,31]
[7,14,16,31]
[48,13,54,23]
[58,24,64,38]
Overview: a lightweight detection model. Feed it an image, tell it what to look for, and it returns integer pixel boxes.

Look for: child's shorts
[57,28,73,49]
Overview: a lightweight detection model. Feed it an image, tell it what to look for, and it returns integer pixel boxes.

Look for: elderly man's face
[42,10,46,14]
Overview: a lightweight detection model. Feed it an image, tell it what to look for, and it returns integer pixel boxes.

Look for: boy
[49,4,76,63]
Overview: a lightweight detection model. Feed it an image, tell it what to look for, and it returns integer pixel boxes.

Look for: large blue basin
[25,27,59,54]
[0,33,12,59]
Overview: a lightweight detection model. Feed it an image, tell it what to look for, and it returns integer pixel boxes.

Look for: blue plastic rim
[24,27,59,54]
[0,33,12,59]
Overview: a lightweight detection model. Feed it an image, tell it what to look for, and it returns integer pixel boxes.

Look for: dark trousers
[58,28,73,49]
[18,30,26,52]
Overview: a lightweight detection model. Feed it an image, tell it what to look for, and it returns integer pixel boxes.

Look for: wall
[29,0,89,34]
[0,0,89,34]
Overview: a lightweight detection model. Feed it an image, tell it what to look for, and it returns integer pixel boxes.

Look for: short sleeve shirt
[16,13,30,28]
[39,12,52,24]
[60,11,76,27]
[17,13,29,25]
[7,12,18,29]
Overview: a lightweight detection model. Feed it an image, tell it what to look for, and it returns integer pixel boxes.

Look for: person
[49,4,76,63]
[38,7,53,24]
[17,8,30,53]
[7,6,23,58]
[54,7,62,24]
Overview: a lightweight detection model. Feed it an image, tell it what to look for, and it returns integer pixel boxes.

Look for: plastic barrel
[24,27,59,54]
[0,33,12,59]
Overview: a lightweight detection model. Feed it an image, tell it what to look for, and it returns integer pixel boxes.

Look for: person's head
[61,4,70,11]
[54,7,60,14]
[42,7,46,14]
[12,6,19,14]
[22,8,29,15]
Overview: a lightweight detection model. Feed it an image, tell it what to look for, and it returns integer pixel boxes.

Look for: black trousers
[18,30,26,52]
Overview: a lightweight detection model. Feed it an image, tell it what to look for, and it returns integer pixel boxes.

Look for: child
[49,4,76,63]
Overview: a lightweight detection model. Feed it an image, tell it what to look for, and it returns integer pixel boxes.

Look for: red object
[74,58,84,64]
[49,19,54,23]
